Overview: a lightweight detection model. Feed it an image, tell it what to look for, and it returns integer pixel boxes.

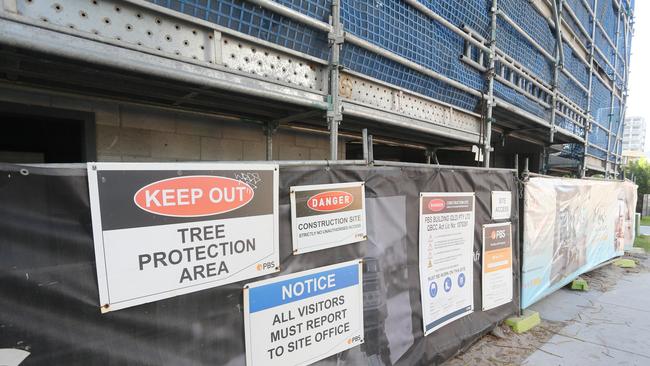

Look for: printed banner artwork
[290,182,366,254]
[87,162,279,312]
[482,223,513,310]
[491,191,512,220]
[419,192,475,335]
[244,260,364,366]
[522,177,637,308]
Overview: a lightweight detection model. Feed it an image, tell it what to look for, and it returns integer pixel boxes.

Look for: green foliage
[641,216,650,226]
[634,235,650,252]
[624,159,650,210]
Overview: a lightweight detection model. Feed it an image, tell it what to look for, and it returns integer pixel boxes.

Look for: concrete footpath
[444,253,649,366]
[524,255,650,365]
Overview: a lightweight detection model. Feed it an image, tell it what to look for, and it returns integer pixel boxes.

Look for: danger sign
[290,182,366,254]
[87,162,279,313]
[244,260,364,366]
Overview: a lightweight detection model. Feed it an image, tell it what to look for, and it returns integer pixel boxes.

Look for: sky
[625,0,650,152]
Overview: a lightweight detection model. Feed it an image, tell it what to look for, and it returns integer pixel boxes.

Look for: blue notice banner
[248,264,359,313]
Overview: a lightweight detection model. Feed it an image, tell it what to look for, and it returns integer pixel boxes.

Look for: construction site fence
[0,161,639,365]
[0,161,519,365]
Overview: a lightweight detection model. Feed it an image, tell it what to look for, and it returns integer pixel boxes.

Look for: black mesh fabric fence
[0,162,520,365]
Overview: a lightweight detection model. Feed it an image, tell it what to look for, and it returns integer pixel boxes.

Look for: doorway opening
[0,102,95,163]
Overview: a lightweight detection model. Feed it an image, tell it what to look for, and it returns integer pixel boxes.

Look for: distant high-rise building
[622,116,646,152]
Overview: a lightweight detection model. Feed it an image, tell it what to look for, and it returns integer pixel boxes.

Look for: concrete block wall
[0,87,346,162]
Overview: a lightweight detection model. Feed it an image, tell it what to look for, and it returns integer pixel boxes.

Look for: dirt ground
[444,320,567,366]
[580,253,647,292]
[443,252,648,366]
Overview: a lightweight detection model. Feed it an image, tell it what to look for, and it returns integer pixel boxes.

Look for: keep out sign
[244,260,364,366]
[290,182,366,254]
[87,162,279,313]
[133,175,255,217]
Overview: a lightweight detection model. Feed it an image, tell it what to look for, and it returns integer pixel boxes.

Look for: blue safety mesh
[596,0,618,40]
[617,23,626,54]
[555,105,586,139]
[493,81,548,120]
[562,43,589,86]
[558,73,588,110]
[147,0,329,59]
[563,10,590,48]
[274,0,331,22]
[608,100,621,163]
[608,98,623,160]
[594,28,616,73]
[496,17,553,84]
[555,115,578,135]
[588,145,607,159]
[616,26,627,80]
[340,0,485,91]
[609,130,619,162]
[560,143,585,159]
[593,49,614,80]
[499,0,555,55]
[615,72,625,90]
[566,0,592,33]
[609,101,622,135]
[340,43,481,111]
[617,55,625,79]
[417,0,491,38]
[626,30,632,66]
[588,123,608,159]
[591,75,612,125]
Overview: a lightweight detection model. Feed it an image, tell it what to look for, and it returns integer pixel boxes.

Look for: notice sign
[87,162,279,312]
[491,191,512,220]
[244,260,364,366]
[419,192,475,335]
[290,182,366,254]
[482,223,513,310]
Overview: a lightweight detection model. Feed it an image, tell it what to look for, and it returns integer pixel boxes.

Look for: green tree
[624,158,650,212]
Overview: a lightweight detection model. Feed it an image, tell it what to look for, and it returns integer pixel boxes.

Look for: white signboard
[419,192,475,335]
[244,260,364,366]
[491,191,512,220]
[482,223,513,310]
[290,182,366,254]
[87,162,279,313]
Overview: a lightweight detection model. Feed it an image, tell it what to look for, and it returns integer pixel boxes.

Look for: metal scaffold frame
[0,0,633,173]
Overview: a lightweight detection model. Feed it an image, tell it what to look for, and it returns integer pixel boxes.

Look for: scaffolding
[0,0,634,174]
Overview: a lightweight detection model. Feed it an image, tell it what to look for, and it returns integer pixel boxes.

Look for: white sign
[491,191,512,220]
[0,349,30,366]
[419,192,475,335]
[482,223,513,310]
[290,182,366,254]
[244,260,364,366]
[87,162,279,312]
